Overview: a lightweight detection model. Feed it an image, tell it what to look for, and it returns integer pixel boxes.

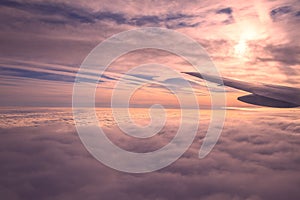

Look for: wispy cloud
[0,0,202,28]
[0,0,299,106]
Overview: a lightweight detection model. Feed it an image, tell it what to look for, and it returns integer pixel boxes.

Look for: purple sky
[0,1,300,199]
[0,0,299,106]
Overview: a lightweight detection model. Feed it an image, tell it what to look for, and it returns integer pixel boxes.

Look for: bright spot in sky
[234,39,248,57]
[233,20,262,58]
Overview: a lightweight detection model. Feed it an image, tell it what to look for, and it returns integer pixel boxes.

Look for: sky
[0,0,300,107]
[1,1,300,199]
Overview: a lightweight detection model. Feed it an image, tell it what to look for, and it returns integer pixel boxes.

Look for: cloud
[0,0,300,107]
[216,7,233,15]
[215,7,234,24]
[0,66,75,82]
[0,0,122,24]
[258,44,300,66]
[0,0,201,28]
[270,6,292,20]
[0,108,300,199]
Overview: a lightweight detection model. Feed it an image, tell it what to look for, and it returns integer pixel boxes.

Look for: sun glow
[234,39,248,57]
[233,20,262,58]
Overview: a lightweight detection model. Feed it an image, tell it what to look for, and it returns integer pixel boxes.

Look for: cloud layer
[0,108,300,199]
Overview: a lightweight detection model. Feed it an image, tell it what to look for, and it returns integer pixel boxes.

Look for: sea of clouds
[0,107,299,200]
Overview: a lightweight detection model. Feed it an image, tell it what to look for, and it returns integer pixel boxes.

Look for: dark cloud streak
[216,7,233,15]
[0,0,200,28]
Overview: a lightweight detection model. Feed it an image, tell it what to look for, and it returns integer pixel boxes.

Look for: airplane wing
[183,72,300,108]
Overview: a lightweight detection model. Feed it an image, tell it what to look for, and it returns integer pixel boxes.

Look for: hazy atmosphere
[0,0,300,200]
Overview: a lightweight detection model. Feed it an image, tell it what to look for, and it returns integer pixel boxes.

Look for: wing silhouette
[183,72,300,108]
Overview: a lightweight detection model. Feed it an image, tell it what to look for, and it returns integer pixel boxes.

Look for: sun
[234,39,248,57]
[233,22,260,58]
